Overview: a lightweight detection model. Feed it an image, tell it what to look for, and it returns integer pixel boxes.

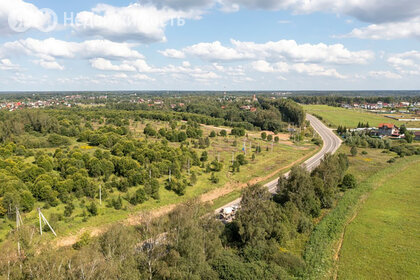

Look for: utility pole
[149,169,152,179]
[243,141,246,155]
[187,159,190,175]
[38,208,57,237]
[169,169,172,183]
[16,207,23,256]
[231,152,235,165]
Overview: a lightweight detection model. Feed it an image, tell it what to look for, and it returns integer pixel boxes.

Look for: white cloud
[369,71,402,79]
[132,74,155,81]
[387,51,420,76]
[183,41,252,61]
[73,3,204,43]
[33,59,64,70]
[182,61,191,67]
[90,58,136,72]
[0,58,19,70]
[144,0,214,10]
[0,0,56,34]
[344,17,420,40]
[251,60,346,79]
[159,48,186,59]
[161,39,374,64]
[2,38,144,61]
[219,0,420,23]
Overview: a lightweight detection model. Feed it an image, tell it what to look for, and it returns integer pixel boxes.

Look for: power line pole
[38,208,57,237]
[187,159,190,175]
[16,207,23,256]
[169,169,172,183]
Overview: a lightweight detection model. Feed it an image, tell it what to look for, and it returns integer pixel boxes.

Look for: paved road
[215,113,342,213]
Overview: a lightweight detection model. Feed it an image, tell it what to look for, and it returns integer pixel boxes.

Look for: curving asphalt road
[215,113,342,213]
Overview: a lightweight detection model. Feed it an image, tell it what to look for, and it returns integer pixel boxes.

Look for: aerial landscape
[0,1,419,280]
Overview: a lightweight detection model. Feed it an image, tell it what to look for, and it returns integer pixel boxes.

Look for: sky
[0,0,419,91]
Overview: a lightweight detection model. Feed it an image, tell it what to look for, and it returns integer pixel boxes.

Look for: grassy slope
[337,160,420,280]
[304,105,420,128]
[303,144,419,279]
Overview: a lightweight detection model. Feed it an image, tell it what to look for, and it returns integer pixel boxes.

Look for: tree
[144,124,157,137]
[405,131,414,143]
[87,201,98,216]
[209,131,217,137]
[200,151,208,162]
[210,172,219,184]
[274,136,279,143]
[261,132,267,140]
[64,202,75,217]
[220,130,227,137]
[267,134,273,142]
[130,188,147,205]
[342,174,357,189]
[350,146,358,156]
[236,154,248,165]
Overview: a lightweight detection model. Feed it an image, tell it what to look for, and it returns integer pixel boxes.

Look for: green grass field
[302,146,416,279]
[337,158,420,280]
[303,105,420,128]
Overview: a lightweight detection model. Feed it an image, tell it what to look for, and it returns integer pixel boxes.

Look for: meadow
[303,146,420,279]
[337,157,420,279]
[303,104,420,128]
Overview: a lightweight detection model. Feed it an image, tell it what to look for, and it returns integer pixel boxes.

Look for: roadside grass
[302,146,419,279]
[304,104,420,128]
[337,159,420,280]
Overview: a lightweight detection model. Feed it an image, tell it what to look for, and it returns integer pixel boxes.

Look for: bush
[342,174,357,189]
[72,232,91,250]
[350,146,358,156]
[86,202,98,216]
[210,173,219,184]
[130,188,147,205]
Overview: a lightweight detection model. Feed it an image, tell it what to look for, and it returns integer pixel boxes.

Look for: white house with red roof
[377,123,399,137]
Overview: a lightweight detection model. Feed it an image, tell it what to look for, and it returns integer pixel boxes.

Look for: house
[377,123,399,137]
[415,131,420,141]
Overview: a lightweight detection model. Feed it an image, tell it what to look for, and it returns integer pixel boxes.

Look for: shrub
[87,202,98,216]
[342,174,357,189]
